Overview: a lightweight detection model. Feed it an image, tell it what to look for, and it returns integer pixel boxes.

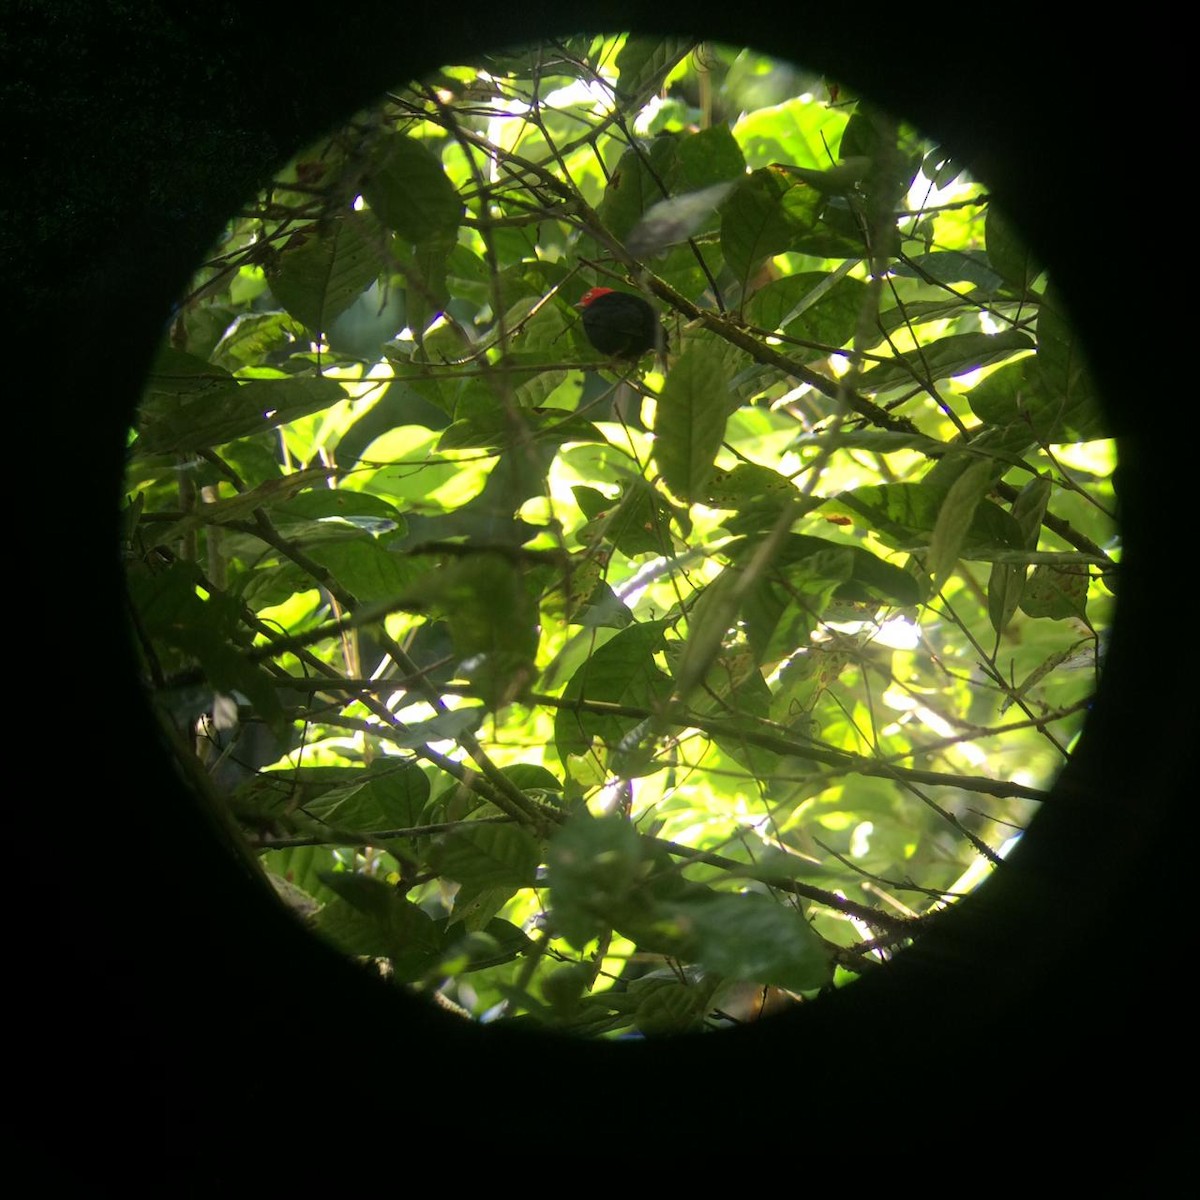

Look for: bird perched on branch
[576,287,667,364]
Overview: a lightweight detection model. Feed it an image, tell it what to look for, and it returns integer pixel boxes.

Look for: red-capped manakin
[576,287,667,362]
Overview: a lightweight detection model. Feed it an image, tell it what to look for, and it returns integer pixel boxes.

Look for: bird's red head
[576,287,615,308]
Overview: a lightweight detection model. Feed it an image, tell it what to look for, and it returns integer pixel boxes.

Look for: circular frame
[25,5,1180,1171]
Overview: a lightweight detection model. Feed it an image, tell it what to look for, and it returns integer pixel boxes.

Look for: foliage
[123,36,1117,1036]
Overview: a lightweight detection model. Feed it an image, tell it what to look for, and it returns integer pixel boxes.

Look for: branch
[529,691,1048,802]
[643,834,918,935]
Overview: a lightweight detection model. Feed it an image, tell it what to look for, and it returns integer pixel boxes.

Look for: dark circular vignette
[18,3,1182,1177]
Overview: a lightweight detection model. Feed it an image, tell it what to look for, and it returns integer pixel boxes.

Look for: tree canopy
[124,35,1116,1036]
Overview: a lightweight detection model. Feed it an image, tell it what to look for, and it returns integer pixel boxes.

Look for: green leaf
[501,763,564,794]
[236,764,426,825]
[632,976,718,1035]
[127,559,284,729]
[574,478,682,557]
[826,483,1023,559]
[986,205,1042,293]
[459,438,558,520]
[726,532,921,606]
[927,457,1000,590]
[211,311,308,370]
[741,266,864,362]
[987,564,1026,640]
[676,124,748,193]
[653,343,736,502]
[438,406,604,451]
[258,845,343,906]
[838,104,924,202]
[397,228,457,333]
[890,250,1007,294]
[856,329,1034,394]
[663,892,832,991]
[732,92,848,173]
[614,36,696,110]
[540,551,607,624]
[965,286,1109,445]
[428,823,541,890]
[439,921,533,971]
[267,489,405,540]
[1020,562,1090,620]
[304,538,417,604]
[554,621,673,762]
[386,706,486,749]
[720,166,825,290]
[703,462,796,508]
[678,539,868,690]
[1009,473,1054,546]
[137,350,345,454]
[1034,287,1107,440]
[597,136,682,242]
[988,475,1051,635]
[398,552,539,662]
[921,145,966,188]
[544,812,649,949]
[154,467,334,544]
[301,764,431,832]
[316,873,446,981]
[363,133,464,242]
[778,157,871,195]
[876,295,981,337]
[920,421,1042,493]
[736,552,849,667]
[266,213,386,332]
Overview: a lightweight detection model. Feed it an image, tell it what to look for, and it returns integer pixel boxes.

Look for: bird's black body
[577,287,666,359]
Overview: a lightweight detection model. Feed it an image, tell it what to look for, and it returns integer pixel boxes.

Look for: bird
[575,287,667,362]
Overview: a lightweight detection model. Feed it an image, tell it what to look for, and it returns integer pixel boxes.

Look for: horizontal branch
[528,692,1049,803]
[644,834,919,935]
[248,815,515,850]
